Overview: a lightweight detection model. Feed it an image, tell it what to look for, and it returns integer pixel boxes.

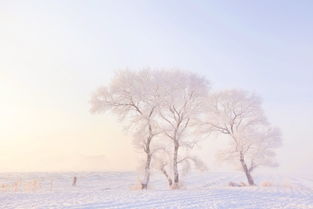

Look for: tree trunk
[141,153,152,190]
[161,167,173,187]
[172,142,180,189]
[240,152,255,186]
[141,134,152,190]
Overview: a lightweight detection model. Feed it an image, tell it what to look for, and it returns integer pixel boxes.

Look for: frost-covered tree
[153,148,173,187]
[90,70,161,189]
[156,71,209,189]
[200,90,281,185]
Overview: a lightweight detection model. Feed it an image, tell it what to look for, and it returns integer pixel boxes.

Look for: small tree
[201,89,281,185]
[153,146,207,188]
[153,148,173,187]
[90,70,161,189]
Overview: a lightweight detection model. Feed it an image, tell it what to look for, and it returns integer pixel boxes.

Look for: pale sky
[0,0,312,173]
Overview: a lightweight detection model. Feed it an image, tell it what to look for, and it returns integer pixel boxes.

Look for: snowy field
[1,172,313,209]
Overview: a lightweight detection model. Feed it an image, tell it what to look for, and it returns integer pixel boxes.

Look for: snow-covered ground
[0,172,313,209]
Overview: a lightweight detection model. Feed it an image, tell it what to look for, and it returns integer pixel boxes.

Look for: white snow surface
[0,172,313,209]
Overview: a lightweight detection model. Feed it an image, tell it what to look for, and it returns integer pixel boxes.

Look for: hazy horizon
[0,0,312,174]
